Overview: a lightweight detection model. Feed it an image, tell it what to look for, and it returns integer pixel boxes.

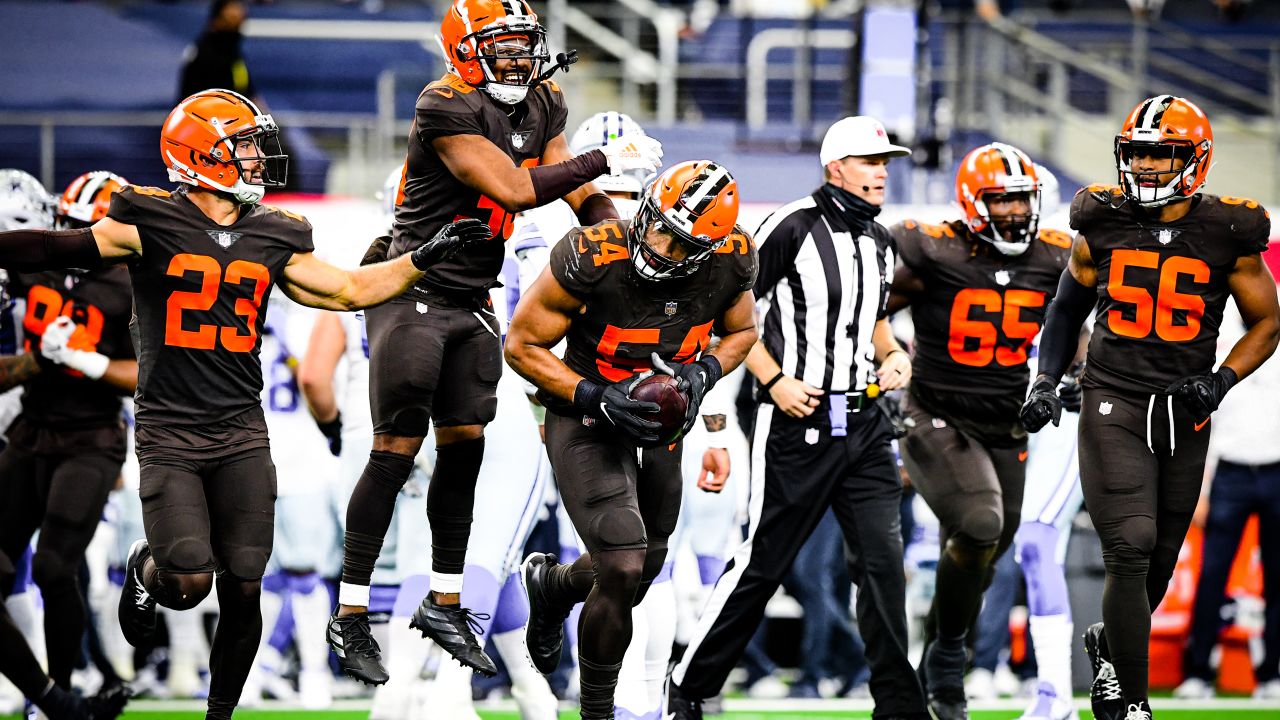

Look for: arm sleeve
[1037,270,1096,383]
[0,228,102,273]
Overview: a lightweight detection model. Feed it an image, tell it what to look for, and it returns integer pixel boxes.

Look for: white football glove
[600,134,663,177]
[40,316,109,380]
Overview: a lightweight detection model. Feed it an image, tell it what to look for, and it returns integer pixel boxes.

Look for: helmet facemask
[1115,138,1203,208]
[166,114,287,205]
[627,197,724,282]
[458,20,548,105]
[972,187,1040,256]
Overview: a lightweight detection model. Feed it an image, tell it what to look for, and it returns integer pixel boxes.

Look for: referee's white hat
[820,116,912,165]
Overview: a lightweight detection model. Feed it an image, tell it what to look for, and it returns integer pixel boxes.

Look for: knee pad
[391,407,432,437]
[164,572,214,610]
[1101,519,1156,578]
[224,545,272,582]
[167,536,215,574]
[31,549,75,591]
[956,504,1003,548]
[589,507,646,552]
[943,536,998,573]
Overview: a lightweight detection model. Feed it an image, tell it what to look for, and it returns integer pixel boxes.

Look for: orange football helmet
[439,0,549,105]
[161,89,286,205]
[56,171,129,229]
[629,160,738,281]
[955,142,1041,256]
[1115,95,1212,207]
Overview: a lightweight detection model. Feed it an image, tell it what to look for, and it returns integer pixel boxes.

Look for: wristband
[697,355,723,389]
[572,379,605,415]
[762,371,785,391]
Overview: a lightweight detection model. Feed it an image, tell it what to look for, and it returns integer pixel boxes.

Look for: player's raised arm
[0,216,140,271]
[279,219,491,310]
[433,130,660,218]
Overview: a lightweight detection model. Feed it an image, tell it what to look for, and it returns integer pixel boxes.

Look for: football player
[0,170,137,697]
[1021,95,1280,720]
[506,160,757,720]
[888,143,1073,720]
[332,0,663,682]
[0,88,489,720]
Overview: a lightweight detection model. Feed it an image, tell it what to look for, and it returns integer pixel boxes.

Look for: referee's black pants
[671,400,927,719]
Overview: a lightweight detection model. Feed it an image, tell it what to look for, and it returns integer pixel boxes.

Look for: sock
[206,576,263,720]
[1103,572,1151,699]
[934,541,995,641]
[0,606,53,702]
[289,575,332,675]
[426,438,485,577]
[548,553,595,607]
[342,451,415,595]
[1029,613,1074,702]
[493,629,559,719]
[580,657,624,720]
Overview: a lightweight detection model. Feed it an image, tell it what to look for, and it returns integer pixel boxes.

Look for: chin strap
[533,50,578,86]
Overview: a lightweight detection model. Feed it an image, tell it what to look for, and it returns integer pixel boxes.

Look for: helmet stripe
[505,0,524,17]
[684,164,731,215]
[1140,95,1174,130]
[993,145,1017,177]
[77,172,109,206]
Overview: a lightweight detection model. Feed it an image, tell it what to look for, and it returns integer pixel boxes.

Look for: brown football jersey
[892,219,1071,396]
[1071,187,1270,394]
[541,219,756,411]
[11,266,134,430]
[107,185,314,427]
[388,74,569,298]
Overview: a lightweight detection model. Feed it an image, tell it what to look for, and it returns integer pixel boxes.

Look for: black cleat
[327,612,389,685]
[667,681,704,720]
[521,552,572,675]
[1084,622,1125,720]
[117,540,157,648]
[85,681,133,720]
[409,595,497,677]
[922,638,969,720]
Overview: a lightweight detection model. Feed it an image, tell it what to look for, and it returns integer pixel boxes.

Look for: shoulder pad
[550,220,630,297]
[423,74,476,101]
[1037,228,1073,249]
[107,185,173,225]
[1212,194,1272,254]
[1070,184,1123,233]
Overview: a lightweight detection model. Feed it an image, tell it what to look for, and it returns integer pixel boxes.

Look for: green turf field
[5,699,1279,720]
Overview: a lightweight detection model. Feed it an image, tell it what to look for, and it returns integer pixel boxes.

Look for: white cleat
[966,668,997,700]
[1173,676,1214,700]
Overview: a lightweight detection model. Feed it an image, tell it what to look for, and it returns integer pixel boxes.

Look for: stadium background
[2,0,1279,718]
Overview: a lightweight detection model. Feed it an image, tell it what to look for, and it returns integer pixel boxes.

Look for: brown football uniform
[11,266,134,441]
[107,184,313,457]
[542,219,755,575]
[389,73,568,298]
[892,220,1071,398]
[1071,187,1270,394]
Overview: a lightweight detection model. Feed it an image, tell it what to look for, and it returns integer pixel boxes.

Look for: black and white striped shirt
[754,188,895,393]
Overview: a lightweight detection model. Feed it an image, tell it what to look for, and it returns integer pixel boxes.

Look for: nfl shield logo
[206,230,242,250]
[664,301,677,317]
[1157,229,1174,245]
[511,132,530,149]
[994,270,1011,286]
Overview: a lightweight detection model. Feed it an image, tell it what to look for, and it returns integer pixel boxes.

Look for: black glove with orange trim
[1165,367,1238,423]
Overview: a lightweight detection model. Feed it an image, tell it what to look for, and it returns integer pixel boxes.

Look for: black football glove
[574,376,662,447]
[1165,367,1238,423]
[409,218,492,270]
[315,413,343,457]
[880,390,915,439]
[1058,363,1084,414]
[651,352,722,436]
[1020,376,1062,433]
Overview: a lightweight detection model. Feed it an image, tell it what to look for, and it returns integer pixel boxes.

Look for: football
[631,373,689,444]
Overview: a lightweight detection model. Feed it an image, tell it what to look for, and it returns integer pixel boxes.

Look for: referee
[668,116,928,720]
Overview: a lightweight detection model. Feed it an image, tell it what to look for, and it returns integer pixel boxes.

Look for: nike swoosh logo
[1194,417,1209,432]
[1018,450,1029,462]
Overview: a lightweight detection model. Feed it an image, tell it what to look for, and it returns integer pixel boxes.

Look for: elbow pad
[1037,271,1095,383]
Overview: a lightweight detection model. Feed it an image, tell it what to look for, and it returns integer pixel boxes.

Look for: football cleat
[667,681,704,720]
[1124,699,1153,720]
[922,638,970,720]
[521,552,573,675]
[327,612,389,685]
[1084,622,1125,720]
[117,540,157,648]
[409,595,497,677]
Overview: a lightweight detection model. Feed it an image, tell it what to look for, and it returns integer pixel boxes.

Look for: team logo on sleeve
[206,230,243,250]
